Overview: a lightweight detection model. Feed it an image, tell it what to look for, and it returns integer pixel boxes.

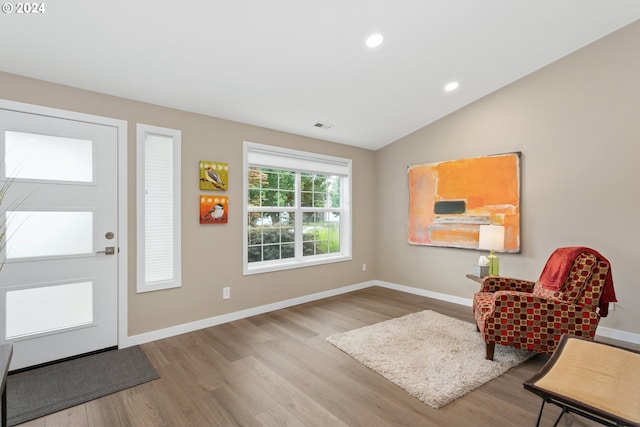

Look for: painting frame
[407,152,521,252]
[200,195,228,224]
[199,161,228,191]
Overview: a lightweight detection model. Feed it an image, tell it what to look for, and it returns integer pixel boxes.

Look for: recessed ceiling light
[444,81,459,92]
[366,33,384,48]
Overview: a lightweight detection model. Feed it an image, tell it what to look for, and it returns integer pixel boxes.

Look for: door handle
[96,247,115,255]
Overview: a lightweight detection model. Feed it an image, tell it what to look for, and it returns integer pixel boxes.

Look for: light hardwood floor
[19,286,625,427]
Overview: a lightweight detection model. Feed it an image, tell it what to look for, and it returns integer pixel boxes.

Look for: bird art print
[200,195,228,224]
[200,161,228,191]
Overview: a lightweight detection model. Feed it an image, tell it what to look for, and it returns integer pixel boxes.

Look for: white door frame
[0,99,129,350]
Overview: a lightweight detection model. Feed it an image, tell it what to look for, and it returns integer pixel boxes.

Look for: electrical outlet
[609,302,615,311]
[223,286,230,300]
[362,263,367,272]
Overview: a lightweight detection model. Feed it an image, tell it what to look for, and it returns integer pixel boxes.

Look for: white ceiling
[1,1,639,151]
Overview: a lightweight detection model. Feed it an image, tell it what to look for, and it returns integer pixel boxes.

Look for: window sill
[244,254,352,275]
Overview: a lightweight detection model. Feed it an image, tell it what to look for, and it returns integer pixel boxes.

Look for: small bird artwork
[201,203,225,222]
[202,164,226,190]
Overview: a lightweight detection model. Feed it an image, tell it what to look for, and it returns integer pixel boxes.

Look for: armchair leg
[486,343,495,361]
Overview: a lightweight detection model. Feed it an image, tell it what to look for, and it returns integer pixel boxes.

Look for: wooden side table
[466,274,489,318]
[465,273,485,284]
[1,344,12,427]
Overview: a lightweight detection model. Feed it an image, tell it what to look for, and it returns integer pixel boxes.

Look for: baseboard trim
[595,325,640,344]
[374,280,640,346]
[373,280,473,307]
[121,279,640,348]
[121,281,375,348]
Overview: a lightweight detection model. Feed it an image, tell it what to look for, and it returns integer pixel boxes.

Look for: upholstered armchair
[473,247,616,360]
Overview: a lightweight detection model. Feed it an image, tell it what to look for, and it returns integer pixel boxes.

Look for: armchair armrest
[480,276,536,293]
[491,291,600,326]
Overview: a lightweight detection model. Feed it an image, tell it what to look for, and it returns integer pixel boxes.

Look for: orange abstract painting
[407,152,520,251]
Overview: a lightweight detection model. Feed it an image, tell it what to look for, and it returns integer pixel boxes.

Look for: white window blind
[136,124,181,292]
[246,142,351,176]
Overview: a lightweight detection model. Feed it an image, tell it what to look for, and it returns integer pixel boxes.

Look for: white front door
[0,107,119,370]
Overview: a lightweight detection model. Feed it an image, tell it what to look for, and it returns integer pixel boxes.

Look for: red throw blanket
[538,247,617,317]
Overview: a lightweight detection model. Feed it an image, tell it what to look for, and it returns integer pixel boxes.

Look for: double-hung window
[243,141,352,275]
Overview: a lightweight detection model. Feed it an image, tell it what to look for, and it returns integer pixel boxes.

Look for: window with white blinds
[136,124,182,292]
[243,141,352,275]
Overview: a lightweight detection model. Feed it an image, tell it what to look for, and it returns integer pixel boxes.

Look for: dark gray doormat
[6,346,159,426]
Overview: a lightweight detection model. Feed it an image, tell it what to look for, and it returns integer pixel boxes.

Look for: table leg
[1,385,6,427]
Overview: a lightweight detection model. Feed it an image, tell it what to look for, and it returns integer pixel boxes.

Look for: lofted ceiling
[1,1,639,150]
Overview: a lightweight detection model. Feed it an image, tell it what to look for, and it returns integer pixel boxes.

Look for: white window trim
[243,141,352,275]
[136,124,182,292]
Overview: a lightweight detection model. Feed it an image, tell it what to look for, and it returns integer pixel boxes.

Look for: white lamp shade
[478,225,505,251]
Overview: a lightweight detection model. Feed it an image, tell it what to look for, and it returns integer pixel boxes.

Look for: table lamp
[478,224,505,276]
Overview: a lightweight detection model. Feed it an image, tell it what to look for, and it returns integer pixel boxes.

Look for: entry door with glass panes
[0,108,118,370]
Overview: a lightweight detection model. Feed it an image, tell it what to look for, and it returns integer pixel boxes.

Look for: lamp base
[487,251,499,276]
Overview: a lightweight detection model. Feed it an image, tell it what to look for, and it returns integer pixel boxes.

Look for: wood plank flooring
[18,286,623,426]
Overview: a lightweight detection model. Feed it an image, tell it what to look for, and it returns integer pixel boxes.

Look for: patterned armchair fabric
[473,252,610,360]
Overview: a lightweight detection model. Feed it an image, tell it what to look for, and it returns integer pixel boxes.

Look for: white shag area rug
[326,310,534,408]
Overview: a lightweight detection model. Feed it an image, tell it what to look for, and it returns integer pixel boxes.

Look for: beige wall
[376,21,640,335]
[0,72,378,335]
[1,19,639,340]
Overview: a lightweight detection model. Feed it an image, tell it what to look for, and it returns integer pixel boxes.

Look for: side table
[466,274,487,318]
[1,344,12,427]
[465,273,485,285]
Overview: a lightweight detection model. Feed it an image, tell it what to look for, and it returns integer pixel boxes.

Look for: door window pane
[6,281,93,339]
[6,211,93,259]
[4,131,93,182]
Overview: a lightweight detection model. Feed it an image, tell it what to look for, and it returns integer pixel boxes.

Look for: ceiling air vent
[314,122,333,129]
